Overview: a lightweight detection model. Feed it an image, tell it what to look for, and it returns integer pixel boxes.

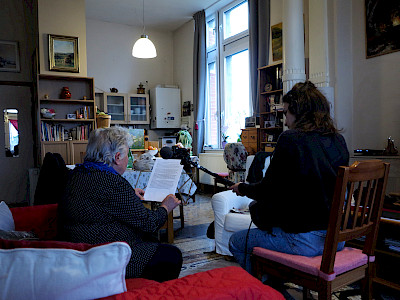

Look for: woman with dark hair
[59,126,182,282]
[229,81,349,274]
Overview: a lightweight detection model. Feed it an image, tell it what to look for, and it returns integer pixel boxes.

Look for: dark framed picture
[271,23,283,61]
[0,40,20,72]
[49,34,79,72]
[365,0,400,58]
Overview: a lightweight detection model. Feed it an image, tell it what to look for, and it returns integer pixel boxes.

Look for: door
[0,86,35,204]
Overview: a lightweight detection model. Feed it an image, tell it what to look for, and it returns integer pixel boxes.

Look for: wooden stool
[214,172,229,193]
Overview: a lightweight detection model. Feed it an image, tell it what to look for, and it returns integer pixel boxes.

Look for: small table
[123,170,197,243]
[122,169,197,204]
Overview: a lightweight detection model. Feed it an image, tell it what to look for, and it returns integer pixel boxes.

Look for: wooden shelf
[261,127,283,130]
[373,277,400,291]
[40,118,95,122]
[257,63,283,152]
[38,74,96,165]
[260,89,283,95]
[40,99,94,104]
[260,111,283,115]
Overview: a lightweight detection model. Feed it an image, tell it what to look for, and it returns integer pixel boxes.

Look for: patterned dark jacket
[58,164,168,278]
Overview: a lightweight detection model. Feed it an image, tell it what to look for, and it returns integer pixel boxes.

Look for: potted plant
[221,133,229,149]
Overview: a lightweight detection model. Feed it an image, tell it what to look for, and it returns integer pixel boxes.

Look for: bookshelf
[258,62,283,153]
[38,74,95,164]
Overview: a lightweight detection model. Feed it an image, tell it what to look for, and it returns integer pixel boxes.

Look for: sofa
[0,202,284,299]
[212,154,270,256]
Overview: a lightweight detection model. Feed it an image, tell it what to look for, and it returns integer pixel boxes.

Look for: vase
[222,141,227,149]
[60,87,71,99]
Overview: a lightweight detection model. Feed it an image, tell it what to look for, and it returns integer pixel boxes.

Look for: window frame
[205,0,250,149]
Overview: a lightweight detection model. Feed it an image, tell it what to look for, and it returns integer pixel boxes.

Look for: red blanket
[102,266,284,300]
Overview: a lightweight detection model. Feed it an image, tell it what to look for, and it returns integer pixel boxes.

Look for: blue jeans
[229,227,345,274]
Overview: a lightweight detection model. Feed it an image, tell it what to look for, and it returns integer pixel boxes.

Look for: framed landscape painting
[49,34,79,72]
[365,0,400,58]
[271,23,283,61]
[0,40,20,72]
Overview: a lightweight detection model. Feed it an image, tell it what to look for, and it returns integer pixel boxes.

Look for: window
[205,0,250,149]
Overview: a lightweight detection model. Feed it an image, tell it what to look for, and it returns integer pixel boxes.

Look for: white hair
[85,126,133,166]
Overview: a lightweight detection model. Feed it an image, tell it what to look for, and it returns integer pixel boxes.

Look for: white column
[308,0,333,88]
[282,0,306,93]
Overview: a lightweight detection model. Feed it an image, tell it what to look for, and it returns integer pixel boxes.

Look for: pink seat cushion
[216,172,229,177]
[252,247,371,281]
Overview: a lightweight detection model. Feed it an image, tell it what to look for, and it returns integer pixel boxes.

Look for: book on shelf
[41,122,92,141]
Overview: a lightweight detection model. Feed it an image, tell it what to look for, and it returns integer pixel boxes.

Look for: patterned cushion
[252,247,370,281]
[223,143,247,171]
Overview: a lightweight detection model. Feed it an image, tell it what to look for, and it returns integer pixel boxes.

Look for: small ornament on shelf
[137,83,145,94]
[60,87,71,99]
[41,108,56,119]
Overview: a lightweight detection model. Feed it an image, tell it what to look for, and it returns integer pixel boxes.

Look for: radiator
[198,152,229,185]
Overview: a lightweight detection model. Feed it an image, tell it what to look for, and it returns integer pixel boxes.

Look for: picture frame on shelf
[0,40,20,72]
[271,23,282,61]
[365,0,400,58]
[49,34,79,72]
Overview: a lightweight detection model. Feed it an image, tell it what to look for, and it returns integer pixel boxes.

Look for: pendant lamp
[132,0,157,58]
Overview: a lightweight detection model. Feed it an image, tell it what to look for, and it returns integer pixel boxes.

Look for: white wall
[334,0,353,151]
[86,19,174,94]
[349,0,400,151]
[173,20,194,130]
[38,0,87,76]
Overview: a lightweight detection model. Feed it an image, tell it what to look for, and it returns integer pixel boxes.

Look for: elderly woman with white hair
[58,126,182,282]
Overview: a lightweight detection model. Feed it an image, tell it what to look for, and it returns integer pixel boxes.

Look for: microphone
[160,146,173,159]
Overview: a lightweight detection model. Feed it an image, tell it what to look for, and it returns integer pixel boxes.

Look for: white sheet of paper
[143,159,183,202]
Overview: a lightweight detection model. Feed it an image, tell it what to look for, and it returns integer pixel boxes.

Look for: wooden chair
[251,160,390,300]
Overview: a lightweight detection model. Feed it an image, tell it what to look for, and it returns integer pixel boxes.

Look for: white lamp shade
[132,35,157,58]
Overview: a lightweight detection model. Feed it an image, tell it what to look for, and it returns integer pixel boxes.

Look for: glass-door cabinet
[101,93,126,124]
[96,93,150,125]
[128,94,149,124]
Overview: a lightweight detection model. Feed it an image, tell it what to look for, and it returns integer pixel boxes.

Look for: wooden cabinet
[38,75,95,165]
[241,128,260,155]
[350,156,400,194]
[347,215,400,294]
[41,140,88,165]
[258,62,283,153]
[96,92,150,125]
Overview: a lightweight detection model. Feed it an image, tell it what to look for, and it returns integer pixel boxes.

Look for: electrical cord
[244,220,253,269]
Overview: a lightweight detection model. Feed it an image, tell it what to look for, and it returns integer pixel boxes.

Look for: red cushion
[10,204,58,240]
[100,266,284,300]
[0,239,95,251]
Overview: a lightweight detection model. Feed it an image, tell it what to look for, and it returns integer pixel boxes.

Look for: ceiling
[85,0,221,32]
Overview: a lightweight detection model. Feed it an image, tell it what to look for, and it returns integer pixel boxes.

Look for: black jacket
[239,130,349,233]
[58,164,168,278]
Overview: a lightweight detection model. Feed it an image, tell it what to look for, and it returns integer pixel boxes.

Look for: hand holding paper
[143,159,183,202]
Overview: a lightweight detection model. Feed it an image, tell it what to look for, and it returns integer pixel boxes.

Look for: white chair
[211,155,270,256]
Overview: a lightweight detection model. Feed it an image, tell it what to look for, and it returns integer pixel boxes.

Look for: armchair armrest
[10,204,58,240]
[211,191,253,227]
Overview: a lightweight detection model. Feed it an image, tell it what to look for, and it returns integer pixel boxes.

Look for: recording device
[160,146,235,186]
[354,149,384,156]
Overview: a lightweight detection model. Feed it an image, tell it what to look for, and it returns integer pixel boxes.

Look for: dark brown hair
[282,81,338,134]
